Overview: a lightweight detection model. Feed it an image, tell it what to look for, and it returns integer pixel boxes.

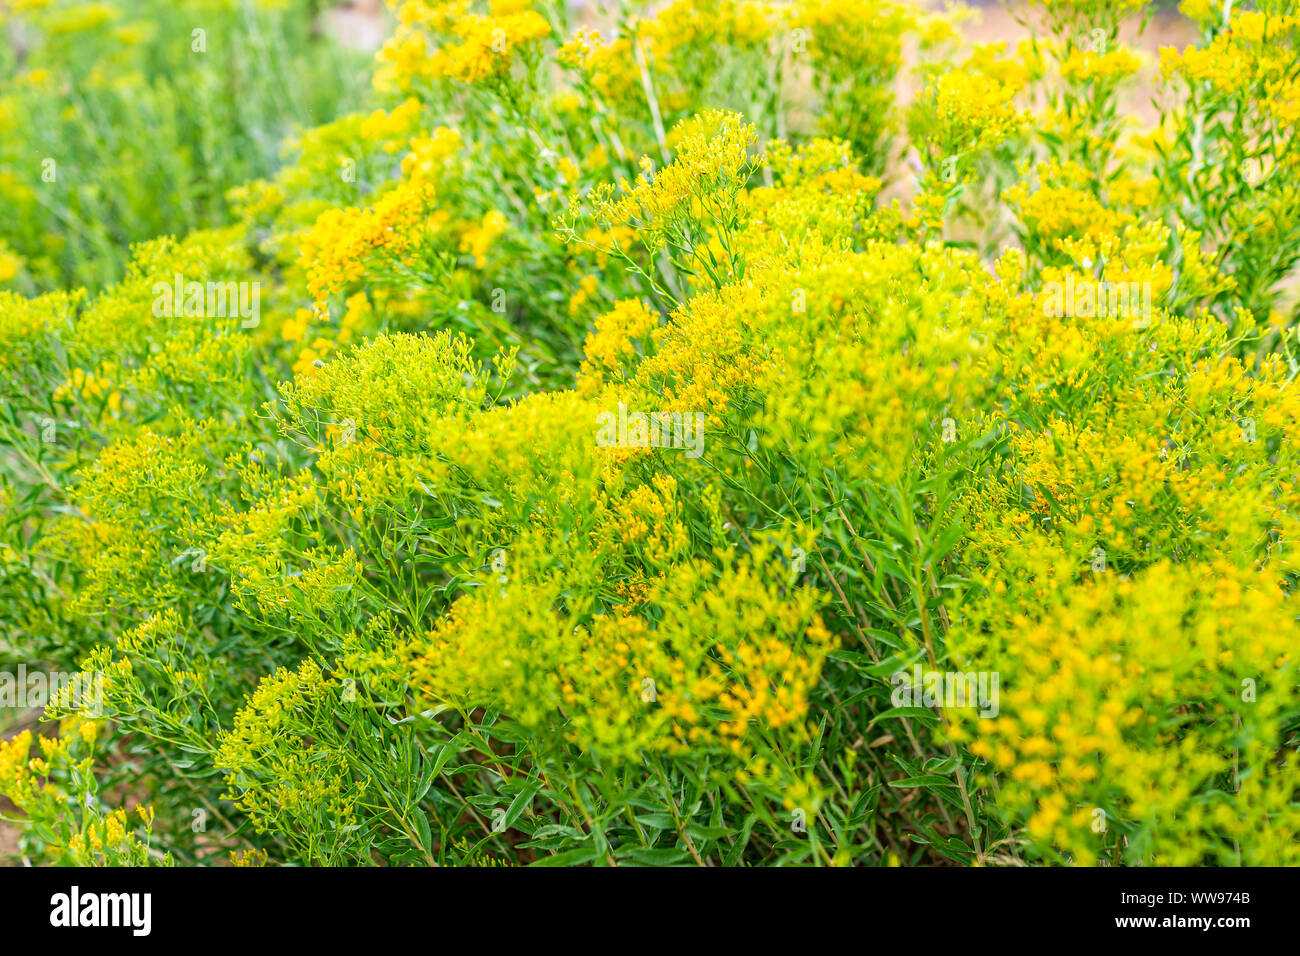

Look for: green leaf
[889,775,956,789]
[869,706,939,728]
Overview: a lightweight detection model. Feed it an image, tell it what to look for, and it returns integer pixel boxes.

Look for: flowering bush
[2,0,1299,867]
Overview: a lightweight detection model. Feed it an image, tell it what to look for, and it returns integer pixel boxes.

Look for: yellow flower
[460,209,508,268]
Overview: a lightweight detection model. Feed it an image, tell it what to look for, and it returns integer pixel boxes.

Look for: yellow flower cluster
[956,564,1300,865]
[578,297,660,381]
[403,538,835,761]
[376,0,551,90]
[914,69,1026,155]
[298,181,434,310]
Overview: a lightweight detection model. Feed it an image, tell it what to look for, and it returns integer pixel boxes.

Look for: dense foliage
[2,0,1299,866]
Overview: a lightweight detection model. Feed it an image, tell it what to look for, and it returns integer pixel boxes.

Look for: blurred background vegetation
[0,0,378,295]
